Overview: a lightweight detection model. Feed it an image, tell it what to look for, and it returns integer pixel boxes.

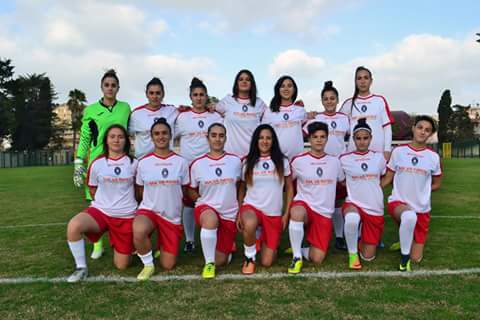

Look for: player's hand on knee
[73,158,86,187]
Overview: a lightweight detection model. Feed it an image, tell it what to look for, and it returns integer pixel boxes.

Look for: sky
[0,0,479,114]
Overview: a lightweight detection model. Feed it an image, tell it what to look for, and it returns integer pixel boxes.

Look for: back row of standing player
[68,67,441,281]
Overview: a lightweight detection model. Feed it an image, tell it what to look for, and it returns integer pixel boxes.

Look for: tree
[449,105,475,142]
[0,58,15,143]
[10,73,57,150]
[437,90,453,144]
[67,89,87,151]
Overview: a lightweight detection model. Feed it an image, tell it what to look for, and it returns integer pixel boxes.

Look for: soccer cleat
[154,250,161,258]
[287,257,303,274]
[399,254,412,272]
[90,242,104,260]
[184,241,195,254]
[335,237,347,251]
[284,247,293,254]
[348,253,362,270]
[241,257,256,275]
[67,268,88,283]
[389,242,401,251]
[202,263,216,279]
[377,240,385,249]
[137,265,155,281]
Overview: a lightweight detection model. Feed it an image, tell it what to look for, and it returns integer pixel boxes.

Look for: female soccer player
[340,118,386,270]
[129,77,179,158]
[288,121,345,273]
[237,124,293,274]
[67,125,138,282]
[339,66,394,160]
[133,118,189,280]
[188,123,242,279]
[213,69,267,158]
[303,81,350,250]
[262,76,306,160]
[175,77,223,253]
[73,69,131,259]
[381,115,442,271]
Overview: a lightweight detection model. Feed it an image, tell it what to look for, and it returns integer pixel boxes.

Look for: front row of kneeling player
[66,115,441,282]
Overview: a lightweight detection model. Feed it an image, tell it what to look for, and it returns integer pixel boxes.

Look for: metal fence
[0,150,74,168]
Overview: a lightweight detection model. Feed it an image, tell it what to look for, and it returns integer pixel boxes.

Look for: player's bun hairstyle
[150,117,172,136]
[414,115,437,133]
[101,69,119,85]
[190,77,208,95]
[244,124,285,186]
[353,118,372,136]
[103,124,133,162]
[232,69,257,107]
[307,121,329,137]
[269,75,298,112]
[350,66,372,113]
[321,80,338,98]
[146,77,165,94]
[207,122,226,136]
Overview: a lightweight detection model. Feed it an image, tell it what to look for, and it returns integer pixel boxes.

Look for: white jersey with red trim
[303,112,350,157]
[291,152,345,217]
[174,110,223,163]
[387,145,442,213]
[339,94,393,153]
[87,155,138,218]
[262,103,306,159]
[136,152,189,224]
[340,150,386,216]
[128,104,179,158]
[215,95,267,158]
[242,156,290,217]
[189,153,242,221]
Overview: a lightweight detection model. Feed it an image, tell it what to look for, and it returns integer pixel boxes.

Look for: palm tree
[67,89,87,151]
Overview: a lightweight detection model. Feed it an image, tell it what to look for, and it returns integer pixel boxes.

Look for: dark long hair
[269,75,298,112]
[350,66,372,114]
[244,124,285,186]
[103,124,133,162]
[232,69,257,107]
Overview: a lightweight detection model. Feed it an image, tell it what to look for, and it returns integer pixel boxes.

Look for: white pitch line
[0,215,479,230]
[1,268,480,284]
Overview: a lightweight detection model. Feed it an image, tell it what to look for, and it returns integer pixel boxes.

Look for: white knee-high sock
[182,206,195,242]
[399,210,417,255]
[344,213,361,254]
[333,207,344,238]
[68,239,86,269]
[301,247,310,261]
[244,244,257,261]
[200,228,217,264]
[138,250,154,267]
[288,221,304,259]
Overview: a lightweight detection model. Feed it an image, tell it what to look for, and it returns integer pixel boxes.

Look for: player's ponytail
[353,117,372,136]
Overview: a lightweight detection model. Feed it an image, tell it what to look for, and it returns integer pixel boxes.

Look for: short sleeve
[189,162,199,188]
[432,154,443,176]
[135,161,144,186]
[87,161,99,187]
[181,159,190,186]
[283,158,291,176]
[379,155,387,175]
[379,96,394,127]
[387,148,398,172]
[336,158,345,182]
[215,96,229,114]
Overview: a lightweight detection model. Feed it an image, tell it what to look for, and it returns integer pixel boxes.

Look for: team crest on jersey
[161,168,169,178]
[411,157,419,166]
[283,113,289,120]
[316,167,323,177]
[331,121,337,129]
[215,168,222,177]
[198,120,205,128]
[361,105,367,112]
[114,167,121,175]
[242,105,248,112]
[361,163,368,172]
[262,162,270,170]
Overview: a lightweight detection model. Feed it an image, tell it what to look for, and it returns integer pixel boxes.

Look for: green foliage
[449,105,475,142]
[0,58,15,141]
[67,89,87,151]
[437,90,453,144]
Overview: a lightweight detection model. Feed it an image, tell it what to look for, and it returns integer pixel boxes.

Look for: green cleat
[287,257,303,274]
[90,240,104,259]
[399,254,412,272]
[154,250,161,259]
[389,242,401,251]
[137,265,155,281]
[349,253,362,270]
[202,263,216,279]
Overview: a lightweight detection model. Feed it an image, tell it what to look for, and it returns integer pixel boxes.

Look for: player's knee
[289,208,305,221]
[67,219,83,238]
[310,254,325,265]
[160,259,176,271]
[114,259,130,270]
[132,223,150,239]
[260,256,274,267]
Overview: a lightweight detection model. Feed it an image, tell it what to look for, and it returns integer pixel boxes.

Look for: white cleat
[67,268,88,283]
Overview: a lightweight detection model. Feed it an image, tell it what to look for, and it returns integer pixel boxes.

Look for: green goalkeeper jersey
[76,99,131,164]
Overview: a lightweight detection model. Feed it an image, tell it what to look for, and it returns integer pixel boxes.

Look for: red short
[239,204,282,251]
[342,202,384,245]
[194,204,237,254]
[387,201,430,244]
[85,207,134,255]
[335,183,347,200]
[290,200,332,252]
[136,209,183,256]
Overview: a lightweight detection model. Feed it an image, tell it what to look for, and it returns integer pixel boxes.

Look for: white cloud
[269,49,326,78]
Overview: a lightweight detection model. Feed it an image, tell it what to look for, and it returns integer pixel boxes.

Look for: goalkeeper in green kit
[73,69,131,259]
